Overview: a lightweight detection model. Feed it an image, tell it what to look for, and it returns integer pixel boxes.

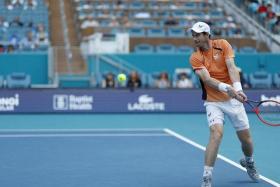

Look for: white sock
[245,156,254,163]
[203,166,213,177]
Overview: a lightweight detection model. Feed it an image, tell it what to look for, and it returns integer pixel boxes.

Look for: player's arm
[225,58,247,101]
[195,68,242,101]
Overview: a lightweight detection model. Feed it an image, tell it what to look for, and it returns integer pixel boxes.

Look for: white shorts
[204,99,250,131]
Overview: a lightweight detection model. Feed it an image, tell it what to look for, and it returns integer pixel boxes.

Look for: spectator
[108,17,119,27]
[121,16,134,27]
[81,16,99,29]
[10,16,24,27]
[0,16,9,31]
[0,44,5,53]
[102,72,115,88]
[266,3,276,20]
[7,44,15,53]
[258,1,267,14]
[24,0,37,10]
[176,72,193,88]
[154,72,171,88]
[127,71,142,89]
[35,23,49,45]
[273,16,280,34]
[9,33,20,48]
[237,67,250,89]
[20,31,38,50]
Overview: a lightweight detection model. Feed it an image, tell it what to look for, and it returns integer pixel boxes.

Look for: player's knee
[210,125,223,142]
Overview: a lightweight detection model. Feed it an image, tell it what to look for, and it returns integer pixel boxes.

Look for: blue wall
[0,53,48,84]
[88,53,280,75]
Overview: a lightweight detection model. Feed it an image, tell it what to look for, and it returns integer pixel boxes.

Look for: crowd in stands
[75,0,249,40]
[101,70,195,89]
[238,0,280,34]
[0,0,49,53]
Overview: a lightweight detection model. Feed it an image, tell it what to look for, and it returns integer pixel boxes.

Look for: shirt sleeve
[221,39,235,59]
[189,53,205,71]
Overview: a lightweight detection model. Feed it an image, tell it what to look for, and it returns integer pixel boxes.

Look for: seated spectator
[154,72,171,88]
[127,71,142,89]
[108,18,119,27]
[164,17,179,26]
[81,16,99,29]
[10,16,24,27]
[102,72,115,88]
[237,67,250,89]
[121,16,134,27]
[20,31,38,50]
[24,0,37,10]
[9,33,20,48]
[6,0,24,10]
[35,23,49,45]
[258,1,267,14]
[176,73,193,88]
[266,3,276,23]
[0,44,5,53]
[0,16,9,31]
[273,16,280,34]
[7,44,15,53]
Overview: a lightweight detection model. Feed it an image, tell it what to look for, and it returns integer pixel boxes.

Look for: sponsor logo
[0,94,19,111]
[260,95,280,106]
[128,94,165,111]
[53,94,93,110]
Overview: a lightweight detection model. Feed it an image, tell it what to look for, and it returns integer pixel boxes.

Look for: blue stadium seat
[167,28,185,38]
[177,45,194,54]
[129,27,146,37]
[0,76,4,88]
[141,20,158,27]
[155,44,176,54]
[147,28,166,37]
[273,73,280,88]
[129,2,145,9]
[6,72,31,88]
[134,43,154,54]
[239,46,257,53]
[249,71,272,89]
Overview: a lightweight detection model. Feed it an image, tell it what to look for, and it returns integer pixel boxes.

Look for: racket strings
[259,101,280,125]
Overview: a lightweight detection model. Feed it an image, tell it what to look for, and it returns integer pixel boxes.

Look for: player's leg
[202,103,225,187]
[224,99,260,182]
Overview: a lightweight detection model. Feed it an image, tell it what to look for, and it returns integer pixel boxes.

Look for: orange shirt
[190,39,235,102]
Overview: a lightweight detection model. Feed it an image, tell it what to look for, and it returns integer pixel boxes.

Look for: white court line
[164,128,280,187]
[0,128,164,133]
[0,133,170,138]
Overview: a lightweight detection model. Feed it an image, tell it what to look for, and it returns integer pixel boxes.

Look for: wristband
[233,82,242,92]
[218,83,230,92]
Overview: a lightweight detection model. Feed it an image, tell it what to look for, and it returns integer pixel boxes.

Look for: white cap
[191,22,211,34]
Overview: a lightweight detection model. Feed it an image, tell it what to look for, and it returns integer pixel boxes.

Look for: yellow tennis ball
[117,73,126,83]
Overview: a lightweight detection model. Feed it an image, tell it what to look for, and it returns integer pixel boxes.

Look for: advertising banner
[0,89,279,113]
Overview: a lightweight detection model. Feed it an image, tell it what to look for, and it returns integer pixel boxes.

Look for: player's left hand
[237,91,247,102]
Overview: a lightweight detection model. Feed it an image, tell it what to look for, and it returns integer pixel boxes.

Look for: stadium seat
[273,73,280,88]
[0,76,4,88]
[155,44,176,54]
[134,43,154,54]
[167,28,185,38]
[128,27,146,37]
[249,71,273,89]
[177,45,194,54]
[239,46,257,53]
[147,28,166,37]
[6,72,31,88]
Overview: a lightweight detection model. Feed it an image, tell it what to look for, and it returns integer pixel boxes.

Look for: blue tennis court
[0,122,279,187]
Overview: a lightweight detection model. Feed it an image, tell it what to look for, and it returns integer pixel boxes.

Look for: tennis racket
[245,99,280,127]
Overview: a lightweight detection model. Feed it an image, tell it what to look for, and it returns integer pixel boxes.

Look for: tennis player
[188,22,260,187]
